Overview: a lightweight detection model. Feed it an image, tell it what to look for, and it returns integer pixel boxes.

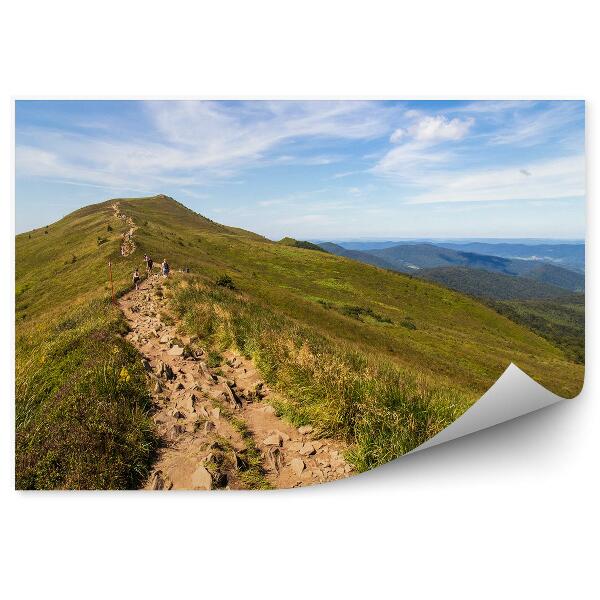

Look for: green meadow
[15,195,585,488]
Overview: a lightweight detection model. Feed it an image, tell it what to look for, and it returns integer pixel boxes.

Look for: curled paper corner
[409,363,566,455]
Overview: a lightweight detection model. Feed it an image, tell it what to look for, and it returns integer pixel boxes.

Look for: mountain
[328,240,404,251]
[416,266,573,300]
[15,195,584,488]
[435,242,585,273]
[318,242,401,271]
[360,243,584,291]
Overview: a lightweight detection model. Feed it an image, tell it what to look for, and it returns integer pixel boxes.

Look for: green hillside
[15,195,585,488]
[417,266,572,300]
[486,295,585,364]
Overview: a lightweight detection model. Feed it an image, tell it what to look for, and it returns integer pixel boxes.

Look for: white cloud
[410,115,474,142]
[389,128,406,143]
[375,114,475,179]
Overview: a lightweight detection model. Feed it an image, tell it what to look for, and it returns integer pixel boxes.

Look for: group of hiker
[132,254,170,290]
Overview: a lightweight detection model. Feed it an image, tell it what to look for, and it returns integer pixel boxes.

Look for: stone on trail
[290,458,305,477]
[266,446,283,474]
[277,430,290,442]
[157,361,174,380]
[190,465,212,490]
[180,393,197,413]
[159,335,170,344]
[168,345,184,356]
[299,442,316,456]
[154,380,163,393]
[171,409,186,419]
[210,407,220,420]
[169,424,185,438]
[262,405,276,415]
[151,471,165,490]
[263,433,283,446]
[298,425,313,435]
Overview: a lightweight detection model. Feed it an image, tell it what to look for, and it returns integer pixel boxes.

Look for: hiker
[145,254,154,274]
[161,258,170,278]
[133,268,141,290]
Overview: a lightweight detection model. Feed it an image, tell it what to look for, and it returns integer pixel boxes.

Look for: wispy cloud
[407,155,584,204]
[16,100,397,190]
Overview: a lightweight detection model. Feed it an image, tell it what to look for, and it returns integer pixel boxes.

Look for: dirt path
[112,202,137,256]
[119,274,354,490]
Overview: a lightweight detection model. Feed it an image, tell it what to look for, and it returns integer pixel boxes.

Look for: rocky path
[112,202,137,256]
[119,274,353,490]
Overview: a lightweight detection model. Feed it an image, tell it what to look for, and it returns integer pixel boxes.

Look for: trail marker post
[108,260,116,305]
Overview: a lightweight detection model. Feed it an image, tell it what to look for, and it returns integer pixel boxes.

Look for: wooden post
[108,260,116,305]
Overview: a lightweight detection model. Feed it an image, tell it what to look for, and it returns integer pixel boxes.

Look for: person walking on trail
[145,254,154,275]
[133,268,141,290]
[161,258,170,278]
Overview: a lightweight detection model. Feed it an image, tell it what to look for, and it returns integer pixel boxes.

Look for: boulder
[180,393,197,413]
[290,458,305,477]
[263,433,283,446]
[299,442,316,456]
[190,465,212,490]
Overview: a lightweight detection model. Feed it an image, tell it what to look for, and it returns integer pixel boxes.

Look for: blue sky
[15,100,585,239]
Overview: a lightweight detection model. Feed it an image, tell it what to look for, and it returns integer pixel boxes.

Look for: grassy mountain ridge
[17,194,584,396]
[15,195,585,487]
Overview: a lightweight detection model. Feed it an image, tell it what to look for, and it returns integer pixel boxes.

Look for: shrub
[216,274,235,290]
[207,349,222,368]
[401,317,417,330]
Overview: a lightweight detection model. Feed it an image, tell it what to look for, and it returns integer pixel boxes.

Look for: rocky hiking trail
[120,274,354,490]
[112,202,137,256]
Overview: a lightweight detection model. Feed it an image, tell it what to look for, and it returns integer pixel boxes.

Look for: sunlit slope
[16,195,583,398]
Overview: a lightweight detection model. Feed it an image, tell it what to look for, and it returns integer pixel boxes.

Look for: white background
[1,1,597,598]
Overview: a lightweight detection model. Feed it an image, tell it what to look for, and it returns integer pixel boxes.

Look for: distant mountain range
[317,241,585,294]
[435,242,585,273]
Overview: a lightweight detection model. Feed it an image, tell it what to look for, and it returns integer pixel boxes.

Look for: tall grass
[170,280,472,471]
[15,300,157,489]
